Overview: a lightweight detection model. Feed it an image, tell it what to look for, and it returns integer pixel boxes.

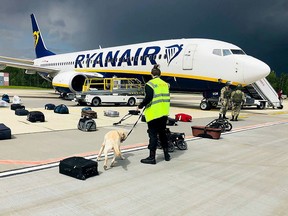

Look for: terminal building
[0,72,9,86]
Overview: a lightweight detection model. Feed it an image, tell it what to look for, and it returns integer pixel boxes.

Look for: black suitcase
[0,123,11,140]
[27,111,45,122]
[11,104,25,111]
[15,109,29,116]
[59,156,99,180]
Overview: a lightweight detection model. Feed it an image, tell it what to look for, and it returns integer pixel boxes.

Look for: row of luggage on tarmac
[59,111,192,180]
[1,94,22,104]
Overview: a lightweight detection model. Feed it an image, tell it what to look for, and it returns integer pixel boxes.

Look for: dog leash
[123,108,145,141]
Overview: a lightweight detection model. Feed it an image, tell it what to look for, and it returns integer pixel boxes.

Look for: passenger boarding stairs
[245,78,282,108]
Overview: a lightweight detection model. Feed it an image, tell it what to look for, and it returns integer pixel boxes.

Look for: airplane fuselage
[34,38,270,93]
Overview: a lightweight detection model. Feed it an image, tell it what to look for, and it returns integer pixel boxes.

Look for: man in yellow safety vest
[137,64,170,164]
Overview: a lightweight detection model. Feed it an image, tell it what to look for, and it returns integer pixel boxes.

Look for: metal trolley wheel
[157,140,175,152]
[168,141,175,152]
[225,122,233,131]
[176,140,187,150]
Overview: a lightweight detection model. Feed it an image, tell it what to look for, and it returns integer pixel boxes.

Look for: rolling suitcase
[0,123,11,140]
[15,109,29,116]
[59,156,99,180]
[27,111,45,122]
[104,110,119,117]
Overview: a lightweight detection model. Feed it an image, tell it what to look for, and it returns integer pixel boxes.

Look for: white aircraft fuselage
[0,14,270,95]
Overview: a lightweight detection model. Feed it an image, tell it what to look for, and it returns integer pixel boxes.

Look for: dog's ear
[119,130,127,142]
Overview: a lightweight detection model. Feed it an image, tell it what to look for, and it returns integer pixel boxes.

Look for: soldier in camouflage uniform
[219,81,232,119]
[230,84,245,121]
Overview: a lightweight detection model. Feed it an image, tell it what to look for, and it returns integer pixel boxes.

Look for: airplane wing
[0,59,59,74]
[0,56,34,65]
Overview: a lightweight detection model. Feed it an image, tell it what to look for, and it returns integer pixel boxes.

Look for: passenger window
[213,49,222,56]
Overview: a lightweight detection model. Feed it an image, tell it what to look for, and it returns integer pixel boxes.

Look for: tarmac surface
[0,89,288,216]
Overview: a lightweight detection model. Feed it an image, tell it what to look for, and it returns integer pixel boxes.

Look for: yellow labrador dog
[96,130,127,170]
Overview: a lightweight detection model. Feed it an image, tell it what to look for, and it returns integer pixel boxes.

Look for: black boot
[235,115,238,121]
[223,114,228,119]
[219,114,222,119]
[163,148,171,161]
[231,115,234,121]
[141,150,156,164]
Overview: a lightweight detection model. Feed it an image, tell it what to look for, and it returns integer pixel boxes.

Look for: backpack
[12,95,22,104]
[2,94,10,103]
[82,107,92,112]
[223,89,232,99]
[78,117,96,132]
[175,113,192,122]
[54,104,69,114]
[45,103,56,110]
[232,90,243,103]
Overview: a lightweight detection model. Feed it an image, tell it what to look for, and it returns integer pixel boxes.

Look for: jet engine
[52,71,89,93]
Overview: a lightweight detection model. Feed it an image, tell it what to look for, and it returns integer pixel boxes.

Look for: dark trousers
[147,116,168,151]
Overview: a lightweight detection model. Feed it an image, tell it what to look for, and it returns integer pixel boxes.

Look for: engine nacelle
[52,71,87,93]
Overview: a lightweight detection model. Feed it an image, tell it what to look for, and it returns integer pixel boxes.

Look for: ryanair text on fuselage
[74,44,183,68]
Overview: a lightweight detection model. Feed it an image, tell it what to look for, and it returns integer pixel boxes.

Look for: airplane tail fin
[30,14,55,58]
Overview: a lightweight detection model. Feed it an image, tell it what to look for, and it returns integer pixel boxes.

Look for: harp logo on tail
[33,31,40,48]
[165,44,183,65]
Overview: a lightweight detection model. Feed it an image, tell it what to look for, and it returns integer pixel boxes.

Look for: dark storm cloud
[0,0,288,73]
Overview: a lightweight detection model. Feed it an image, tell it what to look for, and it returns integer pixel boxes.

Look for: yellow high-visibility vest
[144,77,170,122]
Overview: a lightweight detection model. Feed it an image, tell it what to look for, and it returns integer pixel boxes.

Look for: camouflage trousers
[231,103,242,117]
[219,99,230,115]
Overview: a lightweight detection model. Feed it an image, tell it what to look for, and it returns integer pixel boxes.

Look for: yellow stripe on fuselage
[74,68,243,86]
[52,69,243,88]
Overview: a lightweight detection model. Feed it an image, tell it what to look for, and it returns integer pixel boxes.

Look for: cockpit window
[213,48,246,56]
[212,49,222,56]
[231,49,246,55]
[223,49,232,56]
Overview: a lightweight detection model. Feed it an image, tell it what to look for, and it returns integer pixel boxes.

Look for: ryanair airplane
[0,14,270,95]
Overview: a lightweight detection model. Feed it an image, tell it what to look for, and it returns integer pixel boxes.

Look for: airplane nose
[242,57,271,84]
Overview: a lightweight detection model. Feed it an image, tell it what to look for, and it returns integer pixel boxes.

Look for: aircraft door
[182,44,197,70]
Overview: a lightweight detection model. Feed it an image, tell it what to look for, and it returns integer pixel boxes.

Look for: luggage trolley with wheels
[206,118,232,132]
[157,128,188,152]
[113,110,141,125]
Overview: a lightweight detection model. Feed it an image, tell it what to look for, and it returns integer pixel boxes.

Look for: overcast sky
[0,0,287,74]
